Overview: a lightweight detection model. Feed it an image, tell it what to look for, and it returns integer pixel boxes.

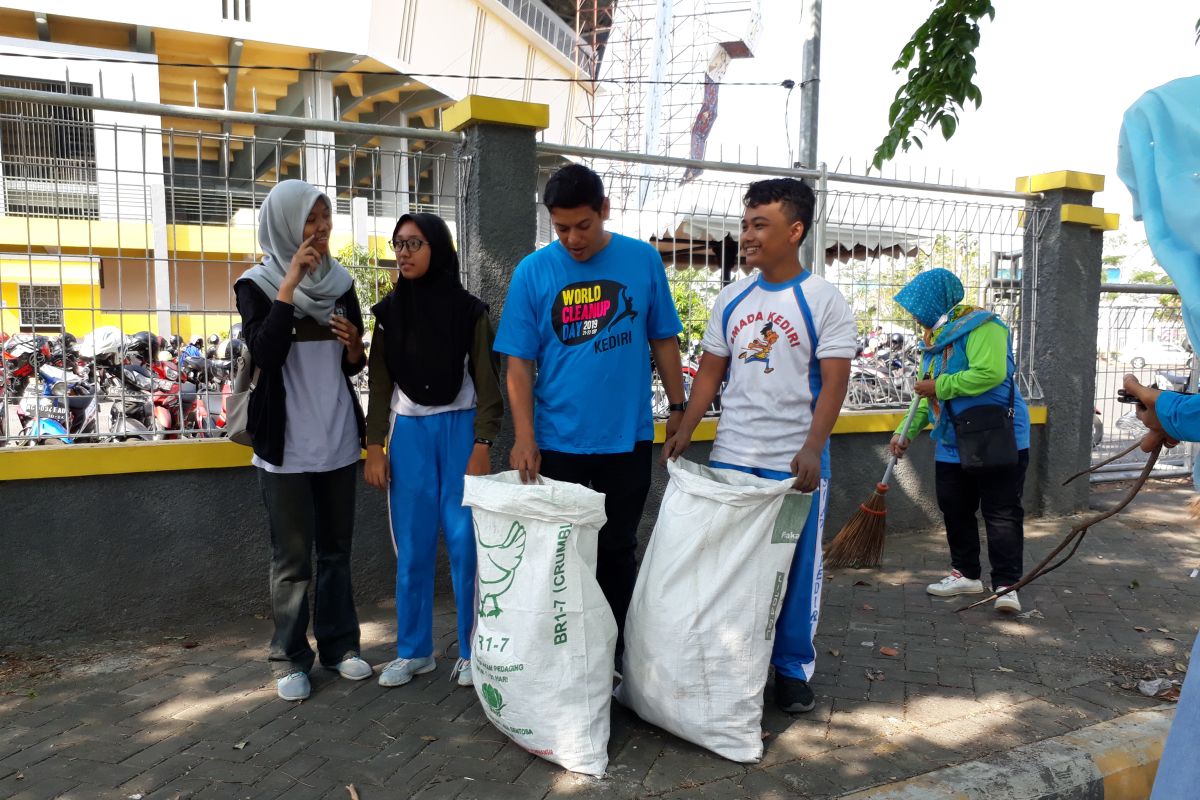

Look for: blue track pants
[387,408,477,661]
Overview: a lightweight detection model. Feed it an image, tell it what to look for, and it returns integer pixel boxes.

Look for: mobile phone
[332,304,346,318]
[1116,389,1141,405]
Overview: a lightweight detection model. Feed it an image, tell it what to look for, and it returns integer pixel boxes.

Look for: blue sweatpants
[387,408,477,661]
[710,461,828,681]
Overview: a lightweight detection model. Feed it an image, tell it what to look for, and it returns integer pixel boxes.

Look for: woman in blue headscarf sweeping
[888,268,1032,613]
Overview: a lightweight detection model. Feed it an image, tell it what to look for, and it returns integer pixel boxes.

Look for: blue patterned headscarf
[894,269,965,328]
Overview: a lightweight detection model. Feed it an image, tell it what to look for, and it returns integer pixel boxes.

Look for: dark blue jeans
[258,462,361,678]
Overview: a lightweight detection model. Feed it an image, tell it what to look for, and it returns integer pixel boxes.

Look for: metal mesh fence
[535,160,1041,417]
[1093,297,1196,478]
[1,110,464,444]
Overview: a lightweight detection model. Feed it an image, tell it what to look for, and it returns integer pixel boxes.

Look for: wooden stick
[957,443,1162,612]
[1061,439,1144,486]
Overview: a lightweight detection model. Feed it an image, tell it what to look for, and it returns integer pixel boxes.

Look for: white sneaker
[332,655,372,681]
[452,658,473,687]
[926,570,985,597]
[378,656,436,687]
[994,587,1021,613]
[276,671,311,701]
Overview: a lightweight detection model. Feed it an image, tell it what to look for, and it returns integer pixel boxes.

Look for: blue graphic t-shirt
[494,233,682,454]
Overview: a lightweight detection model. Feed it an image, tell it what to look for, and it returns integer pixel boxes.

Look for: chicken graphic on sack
[477,520,527,617]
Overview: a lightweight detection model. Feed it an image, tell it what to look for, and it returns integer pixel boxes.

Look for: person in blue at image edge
[663,177,857,714]
[1122,373,1200,800]
[493,163,686,669]
[888,268,1032,614]
[362,212,503,691]
[235,179,372,702]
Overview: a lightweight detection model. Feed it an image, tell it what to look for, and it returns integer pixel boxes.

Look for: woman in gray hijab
[235,179,371,701]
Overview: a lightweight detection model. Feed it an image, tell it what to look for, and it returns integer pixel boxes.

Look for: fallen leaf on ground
[994,666,1014,673]
[1158,628,1170,634]
[421,736,438,742]
[828,649,841,658]
[1134,626,1149,633]
[1161,687,1182,702]
[865,668,885,681]
[853,580,871,587]
[1177,662,1189,674]
[233,741,248,750]
[861,641,874,647]
[861,604,875,611]
[1016,609,1044,620]
[879,647,899,657]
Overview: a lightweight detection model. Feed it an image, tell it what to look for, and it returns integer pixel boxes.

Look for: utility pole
[797,0,822,272]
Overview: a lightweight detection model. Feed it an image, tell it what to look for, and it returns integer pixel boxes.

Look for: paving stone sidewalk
[2,484,1197,800]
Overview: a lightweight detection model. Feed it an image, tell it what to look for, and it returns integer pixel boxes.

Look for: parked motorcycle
[2,334,51,399]
[16,364,99,445]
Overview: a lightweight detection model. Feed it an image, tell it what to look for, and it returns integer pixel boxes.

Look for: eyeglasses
[391,238,428,253]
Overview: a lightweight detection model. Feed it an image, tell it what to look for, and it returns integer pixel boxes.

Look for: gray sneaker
[994,587,1021,614]
[452,658,473,687]
[332,655,372,681]
[276,671,311,701]
[378,656,436,687]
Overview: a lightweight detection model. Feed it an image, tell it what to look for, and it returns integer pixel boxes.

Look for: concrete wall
[0,426,1046,644]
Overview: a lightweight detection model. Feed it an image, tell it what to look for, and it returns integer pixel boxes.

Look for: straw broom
[825,394,922,569]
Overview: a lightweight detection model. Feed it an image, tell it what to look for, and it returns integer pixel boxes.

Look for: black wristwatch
[474,437,494,447]
[667,402,688,413]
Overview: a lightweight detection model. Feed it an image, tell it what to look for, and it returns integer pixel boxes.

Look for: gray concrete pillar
[302,62,337,200]
[1019,171,1117,515]
[442,96,549,463]
[378,131,410,220]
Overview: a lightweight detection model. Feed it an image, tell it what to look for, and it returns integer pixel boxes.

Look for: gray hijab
[239,180,353,321]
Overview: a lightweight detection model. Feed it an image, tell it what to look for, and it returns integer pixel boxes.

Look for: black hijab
[371,213,486,407]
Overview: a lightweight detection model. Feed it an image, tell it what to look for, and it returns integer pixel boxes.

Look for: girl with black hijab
[364,212,503,690]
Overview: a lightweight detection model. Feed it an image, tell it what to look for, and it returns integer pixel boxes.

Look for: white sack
[614,457,811,762]
[463,471,616,776]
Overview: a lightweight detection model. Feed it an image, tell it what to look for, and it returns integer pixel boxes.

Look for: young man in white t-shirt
[663,177,856,713]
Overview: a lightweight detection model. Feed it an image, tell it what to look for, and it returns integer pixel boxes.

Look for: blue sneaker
[378,656,436,687]
[276,671,310,701]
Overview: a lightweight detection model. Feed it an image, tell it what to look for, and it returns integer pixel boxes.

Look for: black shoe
[774,675,815,713]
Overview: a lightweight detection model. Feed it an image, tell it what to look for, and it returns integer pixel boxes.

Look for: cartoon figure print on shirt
[553,279,639,353]
[738,320,780,374]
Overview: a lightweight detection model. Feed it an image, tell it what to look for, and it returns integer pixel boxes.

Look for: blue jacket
[1156,392,1200,443]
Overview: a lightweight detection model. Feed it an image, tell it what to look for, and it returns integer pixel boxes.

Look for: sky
[705,0,1200,229]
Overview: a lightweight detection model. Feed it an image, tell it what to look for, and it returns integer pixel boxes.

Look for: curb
[842,707,1173,800]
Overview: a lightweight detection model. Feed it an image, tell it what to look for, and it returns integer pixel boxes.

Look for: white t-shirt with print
[701,271,857,474]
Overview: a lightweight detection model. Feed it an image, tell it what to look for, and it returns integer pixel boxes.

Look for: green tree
[668,266,720,354]
[1130,268,1181,319]
[872,6,1200,169]
[336,243,394,317]
[872,0,995,170]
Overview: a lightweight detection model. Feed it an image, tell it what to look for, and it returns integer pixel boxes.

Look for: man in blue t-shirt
[494,164,685,662]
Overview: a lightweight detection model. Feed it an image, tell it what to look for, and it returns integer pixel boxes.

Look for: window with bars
[17,284,64,329]
[0,75,98,219]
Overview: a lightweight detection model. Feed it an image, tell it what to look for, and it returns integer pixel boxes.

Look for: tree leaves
[871,0,996,171]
